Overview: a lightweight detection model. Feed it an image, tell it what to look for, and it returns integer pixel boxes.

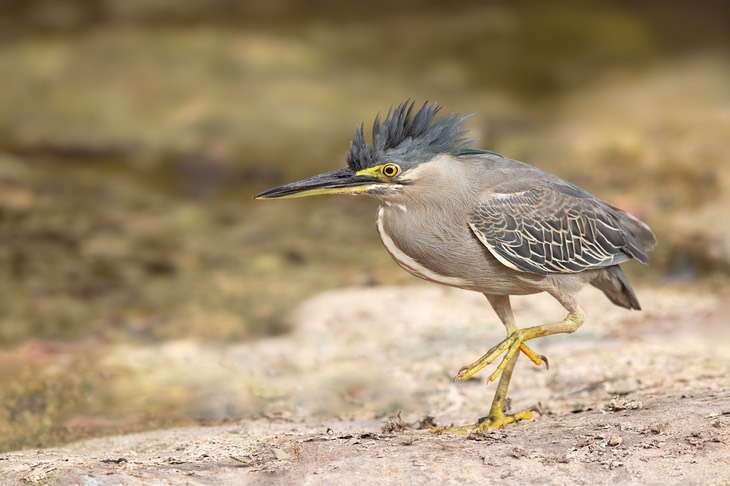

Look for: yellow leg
[480,294,547,375]
[454,308,585,383]
[434,353,536,434]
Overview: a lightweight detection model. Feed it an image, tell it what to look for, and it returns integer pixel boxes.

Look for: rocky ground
[2,285,728,485]
[1,4,730,455]
[1,5,729,482]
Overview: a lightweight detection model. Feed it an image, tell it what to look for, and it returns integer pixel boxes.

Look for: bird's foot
[453,330,547,383]
[431,405,540,434]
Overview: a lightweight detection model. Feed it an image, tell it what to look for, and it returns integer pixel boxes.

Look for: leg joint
[565,308,586,332]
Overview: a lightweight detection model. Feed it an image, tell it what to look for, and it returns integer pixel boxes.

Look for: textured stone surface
[2,285,729,485]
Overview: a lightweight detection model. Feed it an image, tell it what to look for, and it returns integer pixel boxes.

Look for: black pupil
[385,166,395,176]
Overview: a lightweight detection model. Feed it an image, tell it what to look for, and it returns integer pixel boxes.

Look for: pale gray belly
[376,205,592,296]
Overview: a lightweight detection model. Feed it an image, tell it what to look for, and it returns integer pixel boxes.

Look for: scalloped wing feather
[469,185,642,276]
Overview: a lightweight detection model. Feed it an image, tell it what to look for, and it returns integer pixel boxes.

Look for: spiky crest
[346,101,473,170]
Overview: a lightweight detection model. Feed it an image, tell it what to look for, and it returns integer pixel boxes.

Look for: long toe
[454,330,547,383]
[431,409,535,434]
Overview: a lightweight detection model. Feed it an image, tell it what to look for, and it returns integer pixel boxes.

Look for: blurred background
[0,0,728,452]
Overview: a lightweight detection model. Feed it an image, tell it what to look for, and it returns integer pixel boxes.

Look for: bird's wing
[469,184,634,276]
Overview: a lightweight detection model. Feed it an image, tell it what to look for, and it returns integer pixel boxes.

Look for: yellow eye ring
[381,163,400,177]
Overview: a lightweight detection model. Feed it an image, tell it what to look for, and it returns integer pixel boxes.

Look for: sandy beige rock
[2,285,729,485]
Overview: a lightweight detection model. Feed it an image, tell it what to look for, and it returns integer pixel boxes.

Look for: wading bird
[255,101,656,431]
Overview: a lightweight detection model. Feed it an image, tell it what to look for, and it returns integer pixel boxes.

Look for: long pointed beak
[253,168,378,199]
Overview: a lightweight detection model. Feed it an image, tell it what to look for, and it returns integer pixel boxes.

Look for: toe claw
[541,355,549,370]
[454,366,469,381]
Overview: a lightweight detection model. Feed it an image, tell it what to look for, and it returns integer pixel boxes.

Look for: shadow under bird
[254,101,656,432]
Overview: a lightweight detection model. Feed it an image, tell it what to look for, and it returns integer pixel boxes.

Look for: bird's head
[254,101,478,202]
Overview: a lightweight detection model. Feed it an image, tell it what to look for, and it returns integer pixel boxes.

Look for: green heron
[255,101,656,431]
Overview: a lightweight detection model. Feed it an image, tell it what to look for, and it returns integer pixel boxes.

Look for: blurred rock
[671,191,730,275]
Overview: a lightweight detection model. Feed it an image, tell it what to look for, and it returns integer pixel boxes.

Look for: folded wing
[469,182,655,276]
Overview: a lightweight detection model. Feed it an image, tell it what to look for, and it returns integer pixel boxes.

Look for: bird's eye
[381,163,400,177]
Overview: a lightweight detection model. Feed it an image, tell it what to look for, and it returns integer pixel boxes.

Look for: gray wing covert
[468,185,633,276]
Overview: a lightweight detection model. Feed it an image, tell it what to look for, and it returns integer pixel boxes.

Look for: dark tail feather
[607,204,657,264]
[592,265,642,310]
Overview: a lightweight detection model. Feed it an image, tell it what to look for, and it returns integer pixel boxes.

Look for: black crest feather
[346,101,473,171]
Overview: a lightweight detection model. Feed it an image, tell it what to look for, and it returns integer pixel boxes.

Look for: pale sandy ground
[2,285,729,485]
